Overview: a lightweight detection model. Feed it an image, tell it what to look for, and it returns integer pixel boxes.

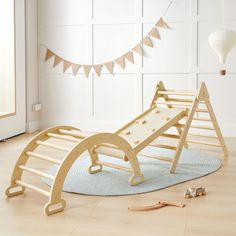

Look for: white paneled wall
[38,0,236,135]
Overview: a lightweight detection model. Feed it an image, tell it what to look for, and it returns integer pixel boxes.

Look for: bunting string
[42,2,174,78]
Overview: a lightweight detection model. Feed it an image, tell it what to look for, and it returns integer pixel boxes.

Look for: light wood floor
[0,133,236,236]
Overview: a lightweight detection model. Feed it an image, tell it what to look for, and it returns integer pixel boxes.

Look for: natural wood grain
[5,81,228,216]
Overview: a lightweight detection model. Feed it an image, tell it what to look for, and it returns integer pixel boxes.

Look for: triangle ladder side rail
[204,101,228,156]
[150,81,165,108]
[170,95,199,173]
[199,85,228,157]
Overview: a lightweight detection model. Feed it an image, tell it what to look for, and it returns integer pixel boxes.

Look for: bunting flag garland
[43,16,171,77]
[93,64,103,77]
[124,51,134,64]
[83,65,92,77]
[104,61,114,74]
[148,28,161,39]
[156,17,169,29]
[63,60,72,72]
[45,49,54,61]
[115,56,125,69]
[142,36,153,48]
[72,64,81,76]
[53,55,63,67]
[132,44,143,55]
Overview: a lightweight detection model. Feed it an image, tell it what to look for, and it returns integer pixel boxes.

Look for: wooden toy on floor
[184,187,206,198]
[128,200,185,211]
[5,81,227,215]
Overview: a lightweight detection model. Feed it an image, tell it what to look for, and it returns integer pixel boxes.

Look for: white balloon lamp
[208,30,236,75]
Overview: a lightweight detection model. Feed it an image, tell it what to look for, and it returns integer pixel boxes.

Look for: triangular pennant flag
[104,61,114,74]
[93,64,103,77]
[132,44,143,55]
[83,65,92,77]
[63,60,72,72]
[124,51,134,64]
[45,49,54,61]
[72,64,81,76]
[53,55,63,67]
[115,56,125,69]
[155,17,169,28]
[142,36,153,48]
[148,27,161,39]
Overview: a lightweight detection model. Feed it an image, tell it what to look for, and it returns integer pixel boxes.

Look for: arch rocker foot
[88,164,103,174]
[44,199,66,216]
[5,184,25,197]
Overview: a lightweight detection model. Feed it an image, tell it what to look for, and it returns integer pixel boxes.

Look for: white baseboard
[26,120,40,133]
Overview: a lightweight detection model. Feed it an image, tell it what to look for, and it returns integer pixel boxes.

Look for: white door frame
[0,0,26,140]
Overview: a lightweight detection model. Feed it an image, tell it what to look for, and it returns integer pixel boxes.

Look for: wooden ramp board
[116,107,186,152]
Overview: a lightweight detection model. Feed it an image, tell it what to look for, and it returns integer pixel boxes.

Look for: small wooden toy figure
[184,187,206,198]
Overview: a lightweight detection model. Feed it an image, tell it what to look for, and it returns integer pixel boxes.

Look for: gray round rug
[42,147,221,196]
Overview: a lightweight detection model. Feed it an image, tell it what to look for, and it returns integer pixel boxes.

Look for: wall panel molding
[38,0,236,135]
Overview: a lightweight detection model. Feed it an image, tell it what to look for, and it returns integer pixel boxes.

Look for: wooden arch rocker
[5,128,144,215]
[6,81,228,215]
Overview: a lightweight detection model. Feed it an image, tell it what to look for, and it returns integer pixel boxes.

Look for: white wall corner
[26,120,40,133]
[25,0,39,130]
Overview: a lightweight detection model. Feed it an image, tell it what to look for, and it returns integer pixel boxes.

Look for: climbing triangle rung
[95,160,133,172]
[161,133,181,139]
[196,109,208,113]
[158,90,196,96]
[190,125,215,130]
[182,116,212,122]
[149,143,177,151]
[187,133,218,139]
[15,180,50,197]
[186,140,221,147]
[36,140,70,152]
[166,97,194,103]
[26,151,62,164]
[175,123,215,131]
[19,165,55,180]
[47,133,81,143]
[157,101,192,106]
[193,117,211,122]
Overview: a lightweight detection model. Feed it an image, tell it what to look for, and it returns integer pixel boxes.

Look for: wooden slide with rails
[5,81,228,215]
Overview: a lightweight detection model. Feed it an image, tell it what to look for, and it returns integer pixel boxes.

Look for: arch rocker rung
[26,151,62,164]
[18,165,54,180]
